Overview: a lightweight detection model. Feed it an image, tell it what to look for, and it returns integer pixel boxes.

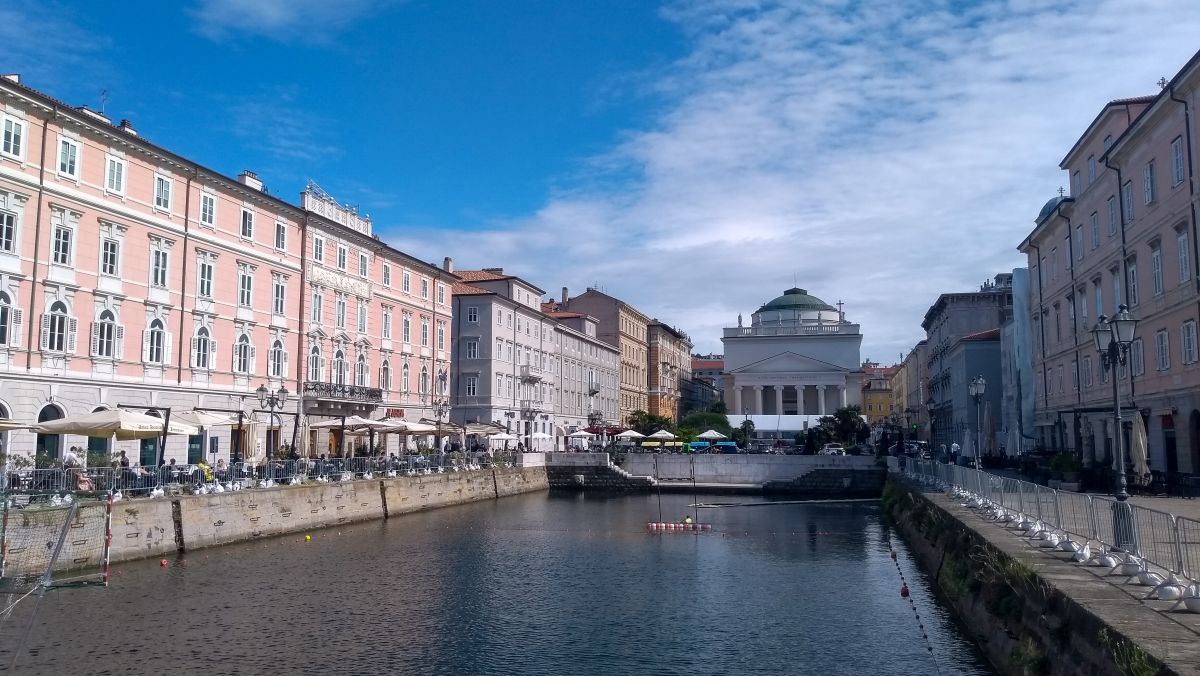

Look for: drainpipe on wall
[1168,85,1200,307]
[1030,242,1049,415]
[174,170,194,382]
[23,107,54,368]
[1104,155,1135,404]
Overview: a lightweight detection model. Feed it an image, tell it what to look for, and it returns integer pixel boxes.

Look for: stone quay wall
[762,467,886,497]
[544,453,656,491]
[885,479,1197,676]
[622,453,876,484]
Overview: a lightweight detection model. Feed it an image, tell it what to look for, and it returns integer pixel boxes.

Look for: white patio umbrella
[31,409,198,440]
[696,429,727,440]
[568,430,595,438]
[309,415,377,429]
[0,419,33,432]
[174,410,237,428]
[648,429,676,440]
[614,430,644,439]
[490,433,518,441]
[1130,414,1150,485]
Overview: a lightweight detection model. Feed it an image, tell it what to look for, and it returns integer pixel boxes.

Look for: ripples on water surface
[0,492,991,675]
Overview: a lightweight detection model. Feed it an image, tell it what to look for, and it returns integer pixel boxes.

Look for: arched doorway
[139,409,162,467]
[36,404,64,463]
[1162,414,1178,478]
[87,406,111,464]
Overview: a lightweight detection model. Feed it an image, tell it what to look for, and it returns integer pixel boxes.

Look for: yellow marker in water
[305,535,311,541]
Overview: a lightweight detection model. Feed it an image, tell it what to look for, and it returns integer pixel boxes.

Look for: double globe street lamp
[256,384,289,458]
[1091,304,1139,552]
[968,375,986,470]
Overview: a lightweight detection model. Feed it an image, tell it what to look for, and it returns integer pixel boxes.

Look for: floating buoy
[160,559,168,567]
[305,535,311,541]
[890,550,897,560]
[900,583,909,598]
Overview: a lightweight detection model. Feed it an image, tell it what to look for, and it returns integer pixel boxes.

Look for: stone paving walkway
[1129,494,1200,523]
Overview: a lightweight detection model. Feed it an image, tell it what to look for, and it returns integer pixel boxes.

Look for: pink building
[0,75,454,465]
[1019,49,1200,482]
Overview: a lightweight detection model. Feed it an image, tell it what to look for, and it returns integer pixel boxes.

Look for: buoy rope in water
[884,532,944,676]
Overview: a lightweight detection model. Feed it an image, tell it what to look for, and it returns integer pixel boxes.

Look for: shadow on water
[0,492,992,675]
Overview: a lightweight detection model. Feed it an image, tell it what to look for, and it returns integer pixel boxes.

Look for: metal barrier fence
[900,459,1200,584]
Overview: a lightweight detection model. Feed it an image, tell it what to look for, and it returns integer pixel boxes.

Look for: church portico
[728,379,848,416]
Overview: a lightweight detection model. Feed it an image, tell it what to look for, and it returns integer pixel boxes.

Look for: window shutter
[66,318,78,353]
[142,329,152,362]
[90,322,100,357]
[114,324,124,359]
[190,336,199,368]
[40,314,50,351]
[249,345,257,374]
[9,309,21,347]
[163,332,172,365]
[209,340,217,369]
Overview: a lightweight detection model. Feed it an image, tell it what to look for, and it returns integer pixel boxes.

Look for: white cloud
[189,0,391,41]
[380,0,1200,360]
[223,87,342,166]
[0,1,113,93]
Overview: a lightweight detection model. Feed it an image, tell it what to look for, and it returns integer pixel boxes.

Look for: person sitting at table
[63,446,83,469]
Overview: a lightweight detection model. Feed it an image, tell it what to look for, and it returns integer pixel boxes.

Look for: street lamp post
[1092,305,1139,552]
[256,384,289,458]
[925,396,936,448]
[968,375,986,470]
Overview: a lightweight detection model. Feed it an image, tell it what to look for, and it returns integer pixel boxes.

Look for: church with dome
[721,287,865,438]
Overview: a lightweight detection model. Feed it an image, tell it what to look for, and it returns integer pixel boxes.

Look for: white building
[721,288,865,438]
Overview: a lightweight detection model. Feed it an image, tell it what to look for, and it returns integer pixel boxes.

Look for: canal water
[0,492,991,675]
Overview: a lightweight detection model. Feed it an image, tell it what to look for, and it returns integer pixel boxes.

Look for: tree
[627,410,673,436]
[818,405,869,446]
[709,401,728,415]
[733,417,756,449]
[679,410,733,437]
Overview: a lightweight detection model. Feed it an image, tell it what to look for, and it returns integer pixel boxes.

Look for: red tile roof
[451,282,492,296]
[692,359,723,370]
[455,270,508,282]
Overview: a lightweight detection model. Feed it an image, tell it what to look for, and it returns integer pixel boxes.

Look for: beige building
[890,341,929,439]
[1018,49,1200,478]
[648,321,692,423]
[554,288,650,425]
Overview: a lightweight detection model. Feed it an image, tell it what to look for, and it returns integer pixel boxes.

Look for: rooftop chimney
[118,119,137,136]
[443,256,454,273]
[561,287,568,304]
[1,74,19,84]
[238,170,264,191]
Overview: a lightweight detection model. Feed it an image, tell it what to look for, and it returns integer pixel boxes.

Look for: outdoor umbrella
[648,429,676,440]
[568,430,594,438]
[1130,415,1150,486]
[31,409,198,440]
[696,429,727,440]
[173,410,237,428]
[490,433,518,441]
[614,430,645,439]
[0,419,32,432]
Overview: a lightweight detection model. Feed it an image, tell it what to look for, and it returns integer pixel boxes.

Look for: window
[1079,290,1087,320]
[1131,339,1145,376]
[106,157,125,194]
[58,138,79,178]
[420,366,429,395]
[437,323,445,350]
[1049,249,1057,280]
[1074,225,1083,261]
[1087,155,1096,183]
[144,319,166,364]
[1090,212,1099,249]
[335,294,346,329]
[1184,320,1198,365]
[1082,356,1093,387]
[382,307,392,338]
[1071,360,1078,391]
[0,210,13,253]
[402,314,411,343]
[467,306,478,323]
[497,310,503,326]
[1108,196,1118,235]
[311,289,323,323]
[1173,137,1186,186]
[402,271,411,293]
[240,209,254,239]
[238,269,252,307]
[1094,280,1103,318]
[382,264,391,286]
[496,373,503,396]
[272,276,286,315]
[1103,134,1113,152]
[191,327,213,369]
[437,284,445,304]
[357,302,367,333]
[101,239,119,276]
[154,176,171,210]
[420,278,429,299]
[380,360,391,391]
[269,340,285,377]
[308,346,323,381]
[420,318,429,346]
[1151,246,1163,296]
[402,363,410,392]
[355,354,368,386]
[466,340,478,359]
[200,193,216,227]
[1127,261,1139,305]
[151,248,169,288]
[1156,330,1171,370]
[0,292,18,347]
[91,310,120,359]
[358,253,368,277]
[465,376,477,397]
[234,334,253,374]
[1072,171,1081,196]
[1143,160,1156,205]
[2,117,23,159]
[1180,230,1192,284]
[1113,272,1122,312]
[1122,182,1134,222]
[274,222,286,250]
[198,260,213,298]
[496,338,503,359]
[337,245,347,270]
[52,224,71,265]
[333,350,347,385]
[313,236,324,262]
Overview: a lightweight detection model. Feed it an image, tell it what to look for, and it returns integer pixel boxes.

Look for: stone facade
[647,321,692,423]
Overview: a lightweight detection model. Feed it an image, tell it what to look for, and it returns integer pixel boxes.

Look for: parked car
[819,443,845,456]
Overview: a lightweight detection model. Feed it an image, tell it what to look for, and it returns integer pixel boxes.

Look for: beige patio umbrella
[0,419,33,432]
[696,429,727,440]
[614,430,644,439]
[1130,415,1150,486]
[174,410,237,428]
[648,429,676,440]
[31,408,198,440]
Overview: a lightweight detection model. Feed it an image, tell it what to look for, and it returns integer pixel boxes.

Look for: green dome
[758,288,835,313]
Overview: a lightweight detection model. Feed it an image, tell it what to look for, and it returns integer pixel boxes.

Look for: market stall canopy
[696,429,727,440]
[31,409,198,440]
[174,410,238,428]
[614,430,645,439]
[648,430,676,440]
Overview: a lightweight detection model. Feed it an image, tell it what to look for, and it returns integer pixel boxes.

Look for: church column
[774,385,784,416]
[817,385,827,416]
[753,386,764,415]
[732,383,743,415]
[796,385,806,415]
[839,385,848,408]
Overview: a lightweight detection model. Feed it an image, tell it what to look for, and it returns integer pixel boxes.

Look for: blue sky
[7,0,1200,359]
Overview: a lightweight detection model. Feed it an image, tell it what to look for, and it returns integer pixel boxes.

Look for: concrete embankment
[885,479,1200,676]
[78,467,548,565]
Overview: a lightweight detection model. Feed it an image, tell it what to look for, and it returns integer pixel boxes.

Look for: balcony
[520,364,543,382]
[723,323,860,338]
[303,381,383,403]
[519,399,543,413]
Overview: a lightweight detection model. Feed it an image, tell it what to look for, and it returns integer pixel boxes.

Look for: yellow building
[860,362,898,424]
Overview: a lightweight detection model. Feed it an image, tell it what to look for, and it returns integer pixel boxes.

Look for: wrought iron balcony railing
[303,381,383,403]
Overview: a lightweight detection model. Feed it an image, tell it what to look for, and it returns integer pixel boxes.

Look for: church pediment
[730,351,848,374]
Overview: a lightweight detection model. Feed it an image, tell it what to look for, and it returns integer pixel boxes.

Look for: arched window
[270,340,285,378]
[333,350,346,386]
[355,353,368,387]
[234,334,252,373]
[36,404,64,461]
[145,319,166,364]
[0,291,12,347]
[380,359,391,392]
[308,345,323,381]
[44,301,69,352]
[402,363,410,392]
[192,327,212,369]
[93,309,116,358]
[420,365,429,395]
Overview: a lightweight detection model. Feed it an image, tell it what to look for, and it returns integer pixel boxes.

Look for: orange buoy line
[646,522,712,531]
[883,531,943,676]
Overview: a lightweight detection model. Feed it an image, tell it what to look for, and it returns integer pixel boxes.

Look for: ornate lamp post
[968,375,986,470]
[925,396,936,448]
[256,383,288,458]
[1091,305,1139,551]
